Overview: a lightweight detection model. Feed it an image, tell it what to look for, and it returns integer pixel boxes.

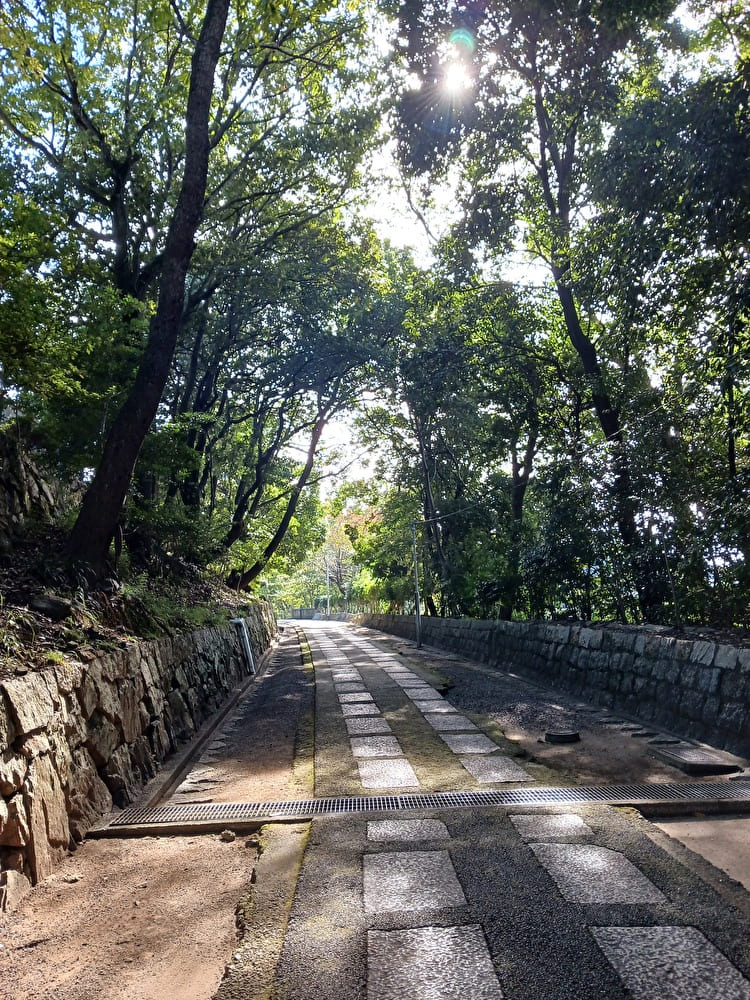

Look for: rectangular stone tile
[338,692,375,703]
[510,814,594,840]
[592,926,750,1000]
[350,735,403,758]
[419,702,458,714]
[345,717,392,735]
[460,755,532,784]
[357,758,420,788]
[440,733,499,754]
[368,925,504,1000]
[363,850,466,913]
[367,819,449,842]
[424,713,479,732]
[341,703,381,717]
[331,671,362,682]
[530,844,666,903]
[402,684,435,695]
[335,682,368,693]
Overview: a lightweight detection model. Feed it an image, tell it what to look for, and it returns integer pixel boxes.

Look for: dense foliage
[1,0,748,628]
[367,0,750,624]
[0,0,392,587]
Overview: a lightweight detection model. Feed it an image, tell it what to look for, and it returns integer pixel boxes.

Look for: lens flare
[449,27,476,54]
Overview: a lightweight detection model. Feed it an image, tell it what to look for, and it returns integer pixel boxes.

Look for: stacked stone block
[355,615,750,761]
[0,603,275,910]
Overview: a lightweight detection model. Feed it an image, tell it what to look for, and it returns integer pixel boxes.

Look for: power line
[415,496,499,526]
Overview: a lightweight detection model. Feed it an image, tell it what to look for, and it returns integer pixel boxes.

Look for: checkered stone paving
[459,755,532,784]
[278,623,750,1000]
[530,844,666,904]
[592,926,750,1000]
[367,925,504,1000]
[367,819,450,842]
[363,850,466,913]
[345,717,393,736]
[357,758,420,789]
[440,733,500,755]
[350,736,404,759]
[510,813,594,840]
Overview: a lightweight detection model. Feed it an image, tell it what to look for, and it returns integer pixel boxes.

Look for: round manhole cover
[544,729,581,744]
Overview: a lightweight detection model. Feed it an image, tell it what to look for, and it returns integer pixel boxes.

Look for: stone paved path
[266,621,750,1000]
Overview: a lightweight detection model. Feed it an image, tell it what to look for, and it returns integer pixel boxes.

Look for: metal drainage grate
[103,780,750,832]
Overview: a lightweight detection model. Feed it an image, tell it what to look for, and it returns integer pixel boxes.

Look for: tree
[352,253,563,618]
[584,8,750,622]
[344,483,421,613]
[66,0,231,574]
[395,0,677,615]
[0,0,379,575]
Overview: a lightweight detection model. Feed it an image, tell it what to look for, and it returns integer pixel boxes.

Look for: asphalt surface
[262,620,750,1000]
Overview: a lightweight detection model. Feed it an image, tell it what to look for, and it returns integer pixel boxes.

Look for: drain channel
[99,781,750,834]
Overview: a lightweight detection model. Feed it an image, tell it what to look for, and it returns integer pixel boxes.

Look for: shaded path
[4,620,750,999]
[0,630,313,1000]
[268,620,750,1000]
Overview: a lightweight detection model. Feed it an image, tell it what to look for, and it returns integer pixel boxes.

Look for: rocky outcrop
[355,614,750,760]
[0,603,275,911]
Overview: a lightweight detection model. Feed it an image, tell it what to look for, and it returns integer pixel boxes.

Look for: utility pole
[411,520,422,649]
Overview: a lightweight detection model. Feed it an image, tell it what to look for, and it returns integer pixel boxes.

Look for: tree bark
[66,0,230,576]
[498,419,537,620]
[552,269,667,617]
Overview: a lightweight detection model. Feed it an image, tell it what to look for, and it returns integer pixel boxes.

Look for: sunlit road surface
[261,620,750,1000]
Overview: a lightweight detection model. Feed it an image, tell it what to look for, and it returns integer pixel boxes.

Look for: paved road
[255,620,750,1000]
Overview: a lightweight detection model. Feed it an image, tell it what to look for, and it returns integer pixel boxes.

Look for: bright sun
[443,61,472,94]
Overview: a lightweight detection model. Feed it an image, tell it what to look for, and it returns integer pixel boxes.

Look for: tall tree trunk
[223,419,286,549]
[66,0,230,576]
[499,422,537,620]
[414,417,464,611]
[551,270,665,618]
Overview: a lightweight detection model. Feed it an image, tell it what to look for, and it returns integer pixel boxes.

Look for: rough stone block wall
[0,603,275,910]
[354,614,750,761]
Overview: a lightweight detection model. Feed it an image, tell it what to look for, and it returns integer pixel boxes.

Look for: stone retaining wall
[354,614,750,761]
[0,603,275,911]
